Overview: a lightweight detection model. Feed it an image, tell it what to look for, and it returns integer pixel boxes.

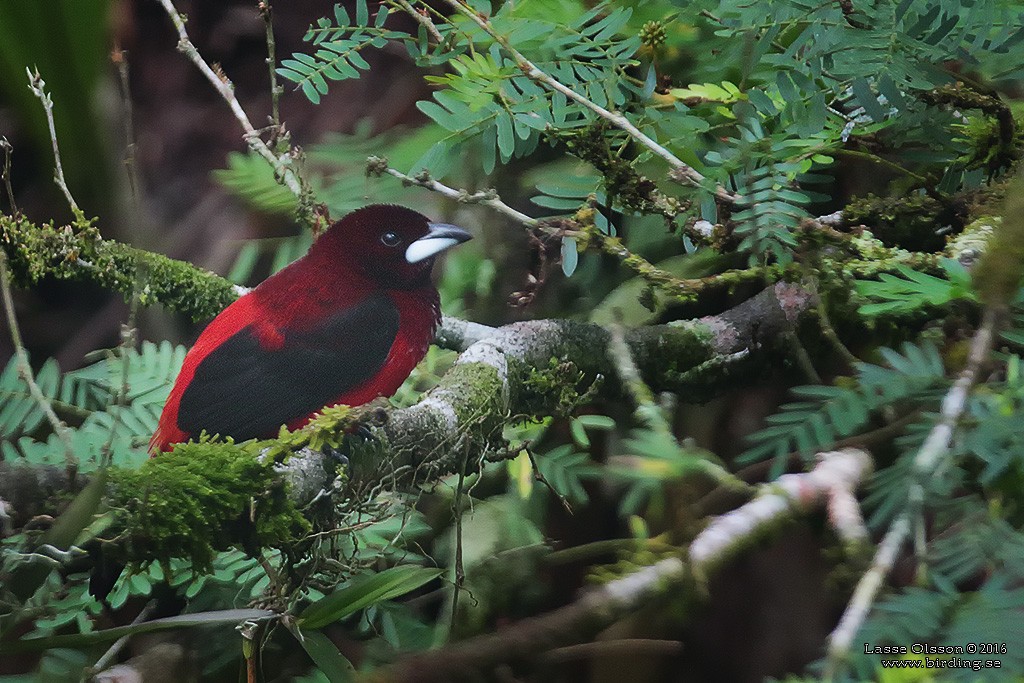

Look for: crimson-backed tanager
[150,204,471,453]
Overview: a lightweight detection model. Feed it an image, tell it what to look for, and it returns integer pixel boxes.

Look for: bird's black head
[315,204,472,288]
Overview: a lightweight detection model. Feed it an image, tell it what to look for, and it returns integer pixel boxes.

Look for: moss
[264,404,362,459]
[0,214,238,321]
[630,321,716,385]
[106,439,309,570]
[974,173,1024,307]
[843,193,965,252]
[922,83,1021,177]
[829,230,940,280]
[586,538,680,586]
[946,216,997,262]
[558,122,683,220]
[516,357,597,417]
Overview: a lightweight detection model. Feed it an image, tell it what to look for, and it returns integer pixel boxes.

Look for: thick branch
[0,280,817,564]
[345,282,815,491]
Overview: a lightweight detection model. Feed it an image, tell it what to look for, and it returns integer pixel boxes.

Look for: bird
[150,204,472,453]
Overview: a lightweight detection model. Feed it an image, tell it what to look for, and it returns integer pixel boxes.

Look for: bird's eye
[380,231,401,247]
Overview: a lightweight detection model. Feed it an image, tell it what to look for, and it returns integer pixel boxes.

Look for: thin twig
[441,0,738,205]
[823,309,998,680]
[371,162,716,300]
[785,330,822,384]
[155,0,307,207]
[541,639,682,664]
[257,551,287,605]
[815,292,859,370]
[25,68,79,215]
[100,295,140,468]
[0,250,77,470]
[112,46,144,206]
[451,440,469,625]
[370,160,538,226]
[527,449,573,515]
[0,136,16,214]
[391,0,444,44]
[607,323,748,491]
[90,600,156,675]
[258,1,282,132]
[102,46,145,468]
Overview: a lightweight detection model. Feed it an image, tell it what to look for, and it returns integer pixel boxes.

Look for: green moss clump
[268,404,359,457]
[444,361,507,424]
[512,356,603,420]
[558,122,680,220]
[843,193,965,252]
[106,439,309,570]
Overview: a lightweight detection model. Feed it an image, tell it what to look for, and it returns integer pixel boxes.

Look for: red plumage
[150,204,471,453]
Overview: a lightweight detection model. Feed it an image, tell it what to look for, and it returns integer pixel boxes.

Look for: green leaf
[560,236,579,277]
[1,610,274,654]
[575,414,615,430]
[569,418,590,448]
[297,566,443,630]
[295,630,355,683]
[496,110,514,162]
[852,77,886,123]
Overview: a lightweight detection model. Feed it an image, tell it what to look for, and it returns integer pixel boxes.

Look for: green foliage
[212,151,300,216]
[297,565,443,629]
[295,630,355,683]
[276,1,397,105]
[2,608,274,655]
[740,342,947,473]
[855,258,974,316]
[846,573,1024,680]
[0,356,73,440]
[7,0,1024,679]
[1,341,186,470]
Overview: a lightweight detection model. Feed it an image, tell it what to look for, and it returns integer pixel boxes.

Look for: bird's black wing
[177,292,400,441]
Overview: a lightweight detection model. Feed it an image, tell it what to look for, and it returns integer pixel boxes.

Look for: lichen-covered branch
[346,281,816,491]
[0,278,817,571]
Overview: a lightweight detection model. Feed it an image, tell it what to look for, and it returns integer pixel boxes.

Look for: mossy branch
[0,214,239,321]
